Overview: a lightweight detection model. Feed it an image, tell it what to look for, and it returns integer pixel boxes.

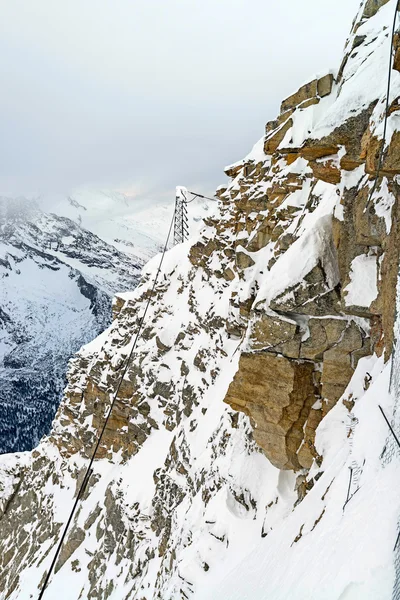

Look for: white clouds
[0,0,360,198]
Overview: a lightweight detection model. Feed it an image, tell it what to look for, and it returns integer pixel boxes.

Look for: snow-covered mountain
[36,188,215,262]
[0,190,215,454]
[2,0,400,598]
[0,196,147,453]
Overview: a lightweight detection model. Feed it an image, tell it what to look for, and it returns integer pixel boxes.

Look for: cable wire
[186,190,217,203]
[367,0,400,205]
[36,4,400,593]
[37,203,177,600]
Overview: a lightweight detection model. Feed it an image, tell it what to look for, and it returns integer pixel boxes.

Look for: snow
[203,360,398,600]
[37,188,216,262]
[372,179,396,233]
[255,181,338,307]
[344,254,378,308]
[2,1,400,598]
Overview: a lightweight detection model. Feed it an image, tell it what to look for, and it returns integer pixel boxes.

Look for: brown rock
[363,0,390,18]
[317,74,334,98]
[300,318,347,360]
[302,104,375,168]
[309,159,341,184]
[236,251,255,269]
[300,145,339,161]
[394,33,400,73]
[224,353,320,470]
[224,163,243,179]
[321,321,369,413]
[249,313,301,358]
[353,184,390,246]
[246,220,272,252]
[264,119,293,154]
[281,80,318,114]
[270,262,341,317]
[189,238,218,268]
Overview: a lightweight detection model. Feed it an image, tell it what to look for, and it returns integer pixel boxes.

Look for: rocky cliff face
[2,1,400,599]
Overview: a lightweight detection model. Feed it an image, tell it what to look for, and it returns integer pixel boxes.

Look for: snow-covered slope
[2,1,400,598]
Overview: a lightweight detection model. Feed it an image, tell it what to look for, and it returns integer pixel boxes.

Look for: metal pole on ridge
[173,186,217,247]
[174,186,189,245]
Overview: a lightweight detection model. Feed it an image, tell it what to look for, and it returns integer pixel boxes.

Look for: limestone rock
[317,74,334,98]
[270,263,341,317]
[353,185,390,246]
[309,159,341,184]
[224,162,243,179]
[249,313,301,358]
[264,119,293,154]
[225,353,320,470]
[300,318,348,360]
[301,105,375,169]
[236,250,255,269]
[321,321,369,412]
[281,80,318,114]
[363,0,390,18]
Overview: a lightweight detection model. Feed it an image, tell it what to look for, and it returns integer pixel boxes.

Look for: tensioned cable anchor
[379,404,400,451]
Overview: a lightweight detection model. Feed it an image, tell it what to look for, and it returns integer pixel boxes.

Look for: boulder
[317,74,334,98]
[309,159,341,184]
[281,80,318,114]
[224,353,320,470]
[236,250,255,269]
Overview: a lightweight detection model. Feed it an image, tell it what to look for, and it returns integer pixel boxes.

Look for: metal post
[174,187,189,245]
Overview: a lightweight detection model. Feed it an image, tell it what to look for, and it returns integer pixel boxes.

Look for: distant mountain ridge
[0,195,148,453]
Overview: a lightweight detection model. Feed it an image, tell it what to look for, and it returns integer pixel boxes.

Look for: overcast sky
[0,0,361,202]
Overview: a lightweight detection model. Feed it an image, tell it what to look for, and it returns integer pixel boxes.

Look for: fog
[0,0,361,201]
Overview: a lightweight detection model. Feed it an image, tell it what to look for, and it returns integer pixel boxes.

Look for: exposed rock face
[363,0,390,18]
[218,1,400,468]
[1,1,400,598]
[225,353,320,470]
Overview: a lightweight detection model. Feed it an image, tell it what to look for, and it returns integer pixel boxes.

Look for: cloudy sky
[0,0,360,202]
